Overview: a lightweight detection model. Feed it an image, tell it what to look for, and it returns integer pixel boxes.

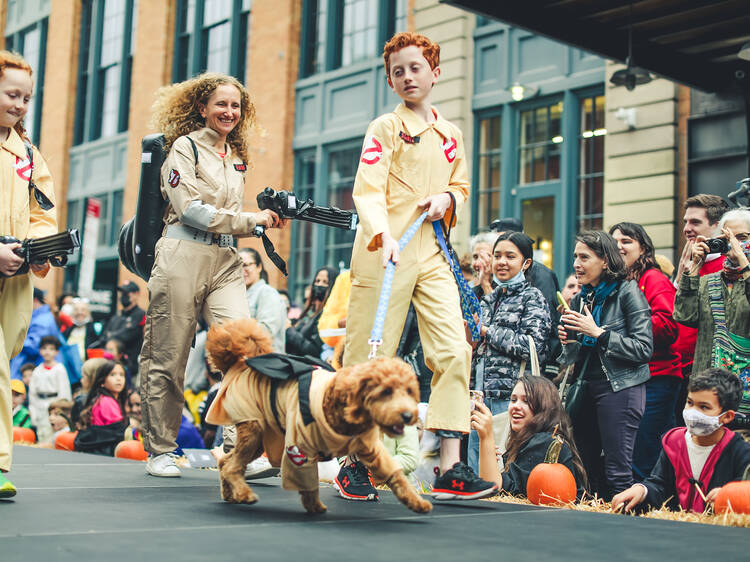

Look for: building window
[300,0,406,78]
[325,145,358,269]
[66,191,124,249]
[5,20,47,144]
[74,0,137,144]
[577,95,605,232]
[173,0,251,82]
[519,101,563,184]
[290,151,317,303]
[475,114,502,229]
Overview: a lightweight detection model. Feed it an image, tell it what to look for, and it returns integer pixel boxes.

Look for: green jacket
[12,405,32,429]
[673,272,750,375]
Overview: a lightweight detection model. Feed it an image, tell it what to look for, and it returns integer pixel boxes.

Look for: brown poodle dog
[205,318,432,514]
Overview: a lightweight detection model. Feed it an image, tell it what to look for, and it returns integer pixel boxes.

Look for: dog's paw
[300,491,327,514]
[231,486,259,505]
[407,496,433,514]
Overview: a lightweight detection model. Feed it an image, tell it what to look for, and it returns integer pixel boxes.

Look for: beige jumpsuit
[139,127,260,456]
[0,129,57,471]
[344,104,472,433]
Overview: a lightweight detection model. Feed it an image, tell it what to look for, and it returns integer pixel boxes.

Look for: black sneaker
[432,461,498,500]
[334,461,378,501]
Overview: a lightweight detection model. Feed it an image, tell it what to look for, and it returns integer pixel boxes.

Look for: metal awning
[442,0,750,95]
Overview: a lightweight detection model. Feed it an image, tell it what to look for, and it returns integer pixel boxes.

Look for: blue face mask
[495,267,527,288]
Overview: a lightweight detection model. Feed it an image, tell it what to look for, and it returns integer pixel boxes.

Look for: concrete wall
[604,61,679,261]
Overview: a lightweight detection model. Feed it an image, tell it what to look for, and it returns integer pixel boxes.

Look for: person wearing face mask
[62,298,100,363]
[285,266,339,358]
[613,368,750,513]
[95,282,145,381]
[466,231,550,473]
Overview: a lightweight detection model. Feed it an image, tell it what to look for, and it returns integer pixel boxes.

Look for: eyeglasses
[242,262,258,268]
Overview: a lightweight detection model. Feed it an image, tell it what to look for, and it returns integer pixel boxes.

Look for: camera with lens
[705,237,730,255]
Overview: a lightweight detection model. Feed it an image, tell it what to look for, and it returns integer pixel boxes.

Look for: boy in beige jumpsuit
[338,33,497,501]
[0,52,57,497]
[139,74,283,477]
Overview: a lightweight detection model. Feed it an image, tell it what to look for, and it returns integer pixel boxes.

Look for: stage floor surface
[2,446,747,561]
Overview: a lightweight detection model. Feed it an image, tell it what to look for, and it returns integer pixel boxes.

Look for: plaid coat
[473,280,550,400]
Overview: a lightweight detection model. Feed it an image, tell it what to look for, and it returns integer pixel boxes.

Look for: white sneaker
[244,455,279,480]
[146,453,181,477]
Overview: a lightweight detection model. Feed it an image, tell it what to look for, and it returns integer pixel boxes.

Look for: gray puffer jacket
[473,280,550,400]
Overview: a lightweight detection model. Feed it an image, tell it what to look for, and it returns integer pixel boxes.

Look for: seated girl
[74,361,128,455]
[471,375,587,497]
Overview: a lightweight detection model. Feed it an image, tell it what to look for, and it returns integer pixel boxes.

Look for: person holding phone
[558,231,652,499]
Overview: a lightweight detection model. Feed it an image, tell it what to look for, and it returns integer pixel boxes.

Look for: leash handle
[368,212,428,358]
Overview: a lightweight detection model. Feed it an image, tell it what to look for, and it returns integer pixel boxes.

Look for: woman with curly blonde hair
[139,73,285,477]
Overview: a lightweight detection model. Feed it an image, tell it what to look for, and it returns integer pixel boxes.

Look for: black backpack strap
[298,372,314,425]
[24,140,53,211]
[186,136,198,165]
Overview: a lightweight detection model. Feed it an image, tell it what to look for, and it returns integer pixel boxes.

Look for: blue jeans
[467,397,509,474]
[632,375,681,481]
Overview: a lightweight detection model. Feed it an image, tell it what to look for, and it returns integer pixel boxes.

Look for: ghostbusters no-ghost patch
[286,445,307,466]
[360,135,382,165]
[442,138,457,163]
[168,169,181,188]
[15,156,32,182]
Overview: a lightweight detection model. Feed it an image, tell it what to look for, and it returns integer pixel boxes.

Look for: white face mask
[60,304,74,317]
[683,408,725,437]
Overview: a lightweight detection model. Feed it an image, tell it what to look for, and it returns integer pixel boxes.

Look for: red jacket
[638,268,681,378]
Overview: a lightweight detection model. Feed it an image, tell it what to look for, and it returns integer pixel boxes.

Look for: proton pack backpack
[119,133,197,280]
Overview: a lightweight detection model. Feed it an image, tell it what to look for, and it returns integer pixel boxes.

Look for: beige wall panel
[605,199,676,229]
[606,78,677,108]
[605,174,676,204]
[605,100,677,134]
[607,149,676,181]
[607,125,677,157]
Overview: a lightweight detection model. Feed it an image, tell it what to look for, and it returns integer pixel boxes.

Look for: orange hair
[382,32,440,78]
[0,50,33,140]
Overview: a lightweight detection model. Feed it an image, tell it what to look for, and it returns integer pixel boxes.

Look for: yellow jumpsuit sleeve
[317,271,351,347]
[163,136,257,235]
[352,117,396,251]
[442,131,470,231]
[26,147,58,240]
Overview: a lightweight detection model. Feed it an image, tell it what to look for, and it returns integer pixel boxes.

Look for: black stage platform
[2,446,747,561]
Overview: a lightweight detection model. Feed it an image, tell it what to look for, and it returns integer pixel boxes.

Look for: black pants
[573,378,645,499]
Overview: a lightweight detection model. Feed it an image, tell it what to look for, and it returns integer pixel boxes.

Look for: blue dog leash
[368,212,482,359]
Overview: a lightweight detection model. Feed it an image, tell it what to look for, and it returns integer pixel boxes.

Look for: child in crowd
[79,361,127,428]
[47,399,73,444]
[29,336,71,443]
[11,380,31,429]
[71,357,106,428]
[471,375,587,498]
[105,338,131,387]
[19,363,35,407]
[613,368,750,513]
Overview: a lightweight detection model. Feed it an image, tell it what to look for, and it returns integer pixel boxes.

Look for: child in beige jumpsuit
[139,73,283,477]
[0,51,57,497]
[338,34,497,501]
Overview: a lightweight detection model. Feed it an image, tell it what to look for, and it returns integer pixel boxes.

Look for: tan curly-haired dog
[204,318,432,514]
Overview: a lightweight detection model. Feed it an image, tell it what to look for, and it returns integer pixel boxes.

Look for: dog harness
[245,353,334,430]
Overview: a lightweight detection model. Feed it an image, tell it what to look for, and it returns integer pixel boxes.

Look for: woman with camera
[558,231,652,499]
[138,73,285,477]
[674,209,750,400]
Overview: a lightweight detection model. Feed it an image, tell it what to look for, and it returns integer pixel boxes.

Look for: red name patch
[15,156,31,182]
[360,135,382,165]
[399,131,420,144]
[286,445,307,466]
[234,163,247,172]
[168,169,180,188]
[442,138,457,163]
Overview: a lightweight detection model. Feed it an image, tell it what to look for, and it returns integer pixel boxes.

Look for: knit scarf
[579,280,618,347]
[722,240,750,282]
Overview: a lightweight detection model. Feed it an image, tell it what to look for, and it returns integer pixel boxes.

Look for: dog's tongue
[391,424,405,436]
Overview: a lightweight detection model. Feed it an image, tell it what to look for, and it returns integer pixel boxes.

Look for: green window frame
[518,100,563,185]
[172,0,251,83]
[290,150,318,304]
[299,0,406,78]
[74,0,137,145]
[577,94,606,232]
[5,19,48,145]
[474,112,502,230]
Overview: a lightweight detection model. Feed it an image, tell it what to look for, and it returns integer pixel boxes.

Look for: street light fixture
[509,82,539,102]
[610,3,653,91]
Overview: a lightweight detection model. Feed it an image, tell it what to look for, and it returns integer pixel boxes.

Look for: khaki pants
[344,228,472,433]
[139,238,249,456]
[0,275,32,472]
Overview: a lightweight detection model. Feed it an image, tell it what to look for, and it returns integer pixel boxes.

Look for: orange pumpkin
[114,440,148,461]
[12,426,35,443]
[714,466,750,514]
[54,431,78,451]
[526,435,577,506]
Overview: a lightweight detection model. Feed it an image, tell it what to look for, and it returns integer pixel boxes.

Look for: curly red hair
[0,50,33,140]
[382,32,440,78]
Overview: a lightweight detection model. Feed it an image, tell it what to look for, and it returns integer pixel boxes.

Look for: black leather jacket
[559,279,653,392]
